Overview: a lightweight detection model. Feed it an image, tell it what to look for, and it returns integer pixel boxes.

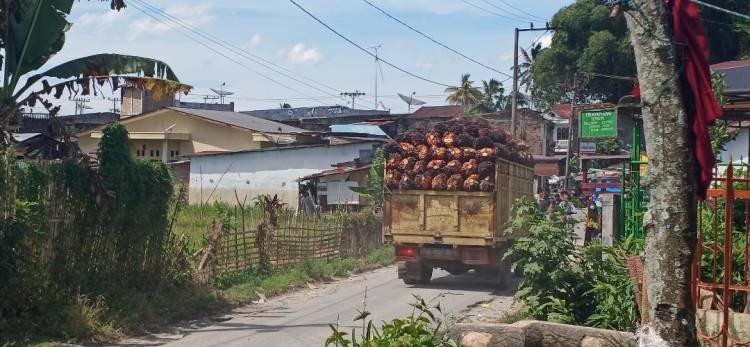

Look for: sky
[30,0,573,115]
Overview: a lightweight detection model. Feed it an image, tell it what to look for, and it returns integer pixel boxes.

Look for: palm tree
[481,78,504,111]
[444,74,483,114]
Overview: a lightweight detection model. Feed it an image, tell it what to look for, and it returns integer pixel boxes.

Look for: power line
[288,0,455,88]
[476,0,543,23]
[131,0,349,106]
[128,2,331,106]
[692,0,750,22]
[361,0,512,78]
[494,0,549,22]
[459,0,531,24]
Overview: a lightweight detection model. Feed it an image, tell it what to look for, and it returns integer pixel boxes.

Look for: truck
[382,158,534,287]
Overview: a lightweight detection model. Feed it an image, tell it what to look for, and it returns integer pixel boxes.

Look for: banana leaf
[4,0,74,91]
[16,53,182,99]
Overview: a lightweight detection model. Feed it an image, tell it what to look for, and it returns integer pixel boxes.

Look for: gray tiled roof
[168,107,308,134]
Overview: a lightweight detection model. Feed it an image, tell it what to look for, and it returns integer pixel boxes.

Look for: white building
[187,141,378,209]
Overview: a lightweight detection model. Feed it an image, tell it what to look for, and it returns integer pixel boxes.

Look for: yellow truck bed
[383,159,534,247]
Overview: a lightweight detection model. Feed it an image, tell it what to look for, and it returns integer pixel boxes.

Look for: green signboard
[580,108,617,138]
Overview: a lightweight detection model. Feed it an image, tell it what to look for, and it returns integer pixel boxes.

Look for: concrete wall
[188,142,376,209]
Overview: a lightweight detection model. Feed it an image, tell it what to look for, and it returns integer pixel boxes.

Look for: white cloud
[76,9,128,27]
[281,43,322,65]
[539,32,554,48]
[244,33,263,49]
[416,62,434,70]
[127,4,214,41]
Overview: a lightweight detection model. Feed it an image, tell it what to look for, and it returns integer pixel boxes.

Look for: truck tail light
[396,246,416,260]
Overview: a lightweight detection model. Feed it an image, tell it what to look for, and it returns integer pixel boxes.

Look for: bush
[326,295,457,347]
[504,198,641,331]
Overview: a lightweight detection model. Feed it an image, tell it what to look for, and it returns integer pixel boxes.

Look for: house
[712,60,750,164]
[75,107,319,162]
[12,133,65,159]
[405,105,462,130]
[242,106,391,132]
[298,160,372,212]
[187,141,380,209]
[19,111,120,133]
[481,109,552,156]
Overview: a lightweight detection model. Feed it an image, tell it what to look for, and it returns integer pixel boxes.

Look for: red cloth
[671,0,722,199]
[631,83,641,98]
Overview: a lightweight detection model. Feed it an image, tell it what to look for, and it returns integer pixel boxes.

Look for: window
[156,150,160,157]
[556,127,570,140]
[150,149,154,157]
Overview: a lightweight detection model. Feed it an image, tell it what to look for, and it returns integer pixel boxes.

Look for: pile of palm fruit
[383,118,534,192]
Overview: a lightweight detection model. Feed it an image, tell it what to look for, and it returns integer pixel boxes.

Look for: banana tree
[0,0,190,148]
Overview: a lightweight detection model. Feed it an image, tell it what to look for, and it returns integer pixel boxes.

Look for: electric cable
[288,0,456,88]
[361,0,512,78]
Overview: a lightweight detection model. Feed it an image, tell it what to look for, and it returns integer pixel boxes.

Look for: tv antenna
[369,45,384,110]
[209,82,234,104]
[398,92,425,113]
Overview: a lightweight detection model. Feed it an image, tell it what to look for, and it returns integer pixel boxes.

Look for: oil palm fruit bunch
[384,117,534,191]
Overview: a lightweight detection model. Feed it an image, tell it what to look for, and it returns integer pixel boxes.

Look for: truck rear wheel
[400,261,432,285]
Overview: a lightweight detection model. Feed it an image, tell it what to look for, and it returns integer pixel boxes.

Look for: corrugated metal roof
[168,107,308,134]
[330,123,388,137]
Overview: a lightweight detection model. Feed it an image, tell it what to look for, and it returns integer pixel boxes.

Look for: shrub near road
[504,198,642,331]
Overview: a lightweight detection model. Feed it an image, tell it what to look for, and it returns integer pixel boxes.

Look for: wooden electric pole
[623,0,698,344]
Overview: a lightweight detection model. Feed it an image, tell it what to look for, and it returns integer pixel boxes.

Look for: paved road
[149,266,514,347]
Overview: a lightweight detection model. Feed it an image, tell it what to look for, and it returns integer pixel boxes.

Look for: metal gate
[693,162,750,346]
[620,117,647,239]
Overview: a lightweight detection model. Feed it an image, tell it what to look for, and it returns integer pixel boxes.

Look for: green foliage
[326,295,457,347]
[350,149,384,207]
[532,0,635,106]
[444,74,483,113]
[0,123,189,343]
[217,246,394,304]
[596,138,623,155]
[504,198,641,331]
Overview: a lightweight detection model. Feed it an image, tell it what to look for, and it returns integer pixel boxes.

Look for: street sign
[579,141,597,153]
[580,108,617,138]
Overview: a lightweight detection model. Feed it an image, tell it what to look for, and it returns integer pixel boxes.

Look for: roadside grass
[218,245,394,303]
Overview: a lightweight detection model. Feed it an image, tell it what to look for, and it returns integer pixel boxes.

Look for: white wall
[189,143,375,208]
[720,128,749,164]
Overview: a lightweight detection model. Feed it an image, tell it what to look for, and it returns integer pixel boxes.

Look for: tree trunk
[624,1,698,345]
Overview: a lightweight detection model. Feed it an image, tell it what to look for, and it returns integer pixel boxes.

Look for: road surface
[138,265,514,346]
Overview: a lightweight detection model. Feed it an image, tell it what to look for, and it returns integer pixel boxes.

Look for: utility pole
[69,97,91,115]
[107,97,121,114]
[340,91,365,108]
[563,73,577,190]
[511,23,555,137]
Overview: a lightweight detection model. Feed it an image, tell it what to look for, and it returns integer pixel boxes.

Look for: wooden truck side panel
[383,159,534,246]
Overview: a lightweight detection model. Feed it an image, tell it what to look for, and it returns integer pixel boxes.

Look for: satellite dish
[210,88,234,97]
[398,92,426,112]
[398,93,426,106]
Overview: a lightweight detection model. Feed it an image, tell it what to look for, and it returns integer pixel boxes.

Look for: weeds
[326,294,457,347]
[217,246,394,304]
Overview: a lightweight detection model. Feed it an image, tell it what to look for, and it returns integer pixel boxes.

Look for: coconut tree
[444,74,483,114]
[480,78,505,111]
[0,1,190,149]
